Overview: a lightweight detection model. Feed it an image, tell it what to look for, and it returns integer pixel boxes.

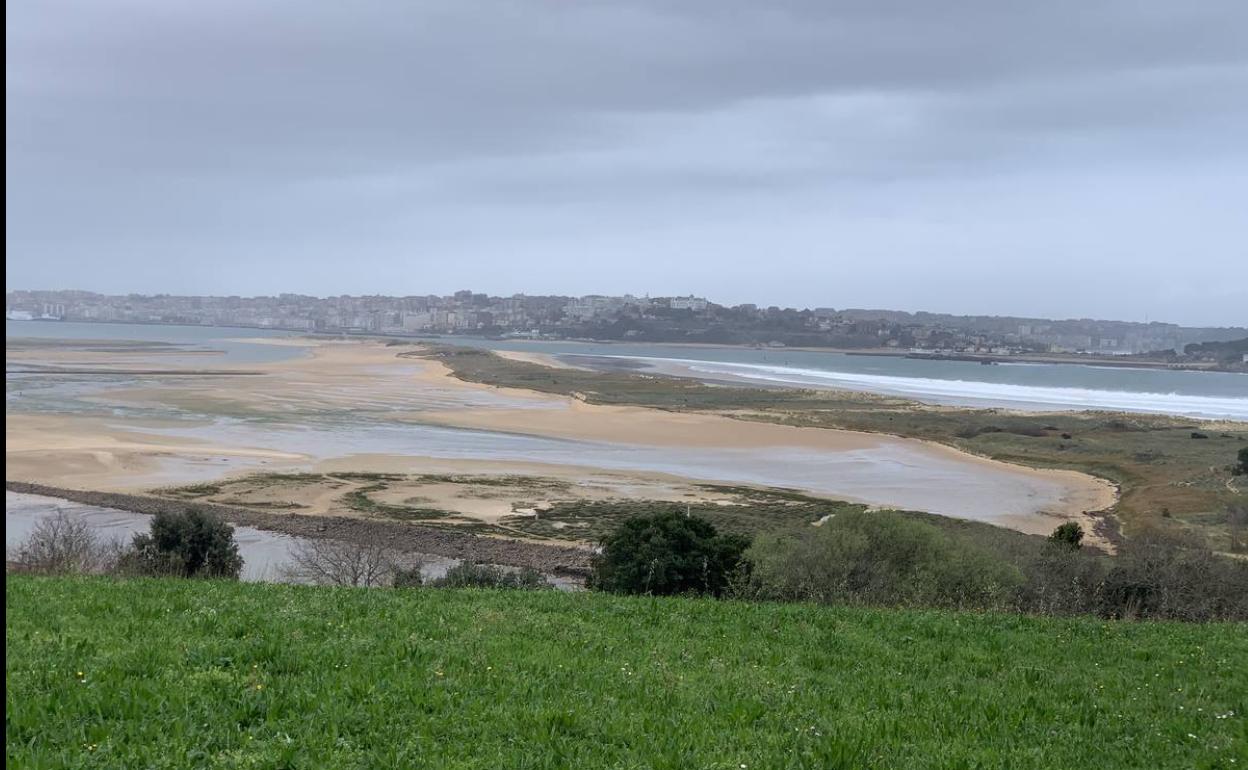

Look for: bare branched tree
[9,510,122,575]
[280,537,403,587]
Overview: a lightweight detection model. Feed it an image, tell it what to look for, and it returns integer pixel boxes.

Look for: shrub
[428,563,552,590]
[589,512,749,596]
[114,544,186,578]
[1236,446,1248,475]
[8,510,122,575]
[746,510,1022,610]
[120,509,243,579]
[392,566,425,588]
[1013,543,1106,616]
[1048,522,1085,550]
[1098,529,1248,621]
[281,537,399,587]
[1015,527,1248,621]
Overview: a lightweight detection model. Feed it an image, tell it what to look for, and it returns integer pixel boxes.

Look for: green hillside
[7,576,1246,769]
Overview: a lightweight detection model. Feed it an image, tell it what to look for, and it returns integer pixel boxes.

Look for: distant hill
[1184,337,1248,361]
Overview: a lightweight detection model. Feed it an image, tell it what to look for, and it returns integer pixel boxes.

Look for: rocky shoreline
[5,481,593,577]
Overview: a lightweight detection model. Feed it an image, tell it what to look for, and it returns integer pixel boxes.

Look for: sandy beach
[6,337,1118,544]
[494,349,582,370]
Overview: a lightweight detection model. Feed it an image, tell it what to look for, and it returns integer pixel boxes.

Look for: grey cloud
[6,0,1248,324]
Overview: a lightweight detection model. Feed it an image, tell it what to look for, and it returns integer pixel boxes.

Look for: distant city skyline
[8,2,1247,327]
[9,288,1245,366]
[3,283,1243,330]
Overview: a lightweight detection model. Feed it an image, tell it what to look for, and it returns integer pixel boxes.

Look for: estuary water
[438,337,1248,420]
[6,320,307,366]
[9,322,1244,420]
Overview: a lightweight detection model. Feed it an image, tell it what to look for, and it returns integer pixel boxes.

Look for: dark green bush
[120,509,243,579]
[589,512,749,596]
[1048,522,1085,550]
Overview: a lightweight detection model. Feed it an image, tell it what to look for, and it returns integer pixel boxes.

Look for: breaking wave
[626,358,1248,420]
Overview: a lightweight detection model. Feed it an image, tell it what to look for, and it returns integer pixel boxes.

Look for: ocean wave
[623,357,1248,420]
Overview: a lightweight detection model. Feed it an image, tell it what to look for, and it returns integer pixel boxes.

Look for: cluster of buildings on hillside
[7,290,669,336]
[6,289,1244,357]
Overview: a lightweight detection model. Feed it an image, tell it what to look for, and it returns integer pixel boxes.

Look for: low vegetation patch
[325,472,406,482]
[159,483,222,500]
[422,562,553,590]
[338,484,453,521]
[747,510,1024,610]
[7,576,1245,769]
[750,511,1248,620]
[415,473,573,491]
[504,493,854,541]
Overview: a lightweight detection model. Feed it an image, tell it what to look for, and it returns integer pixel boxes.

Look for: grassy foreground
[7,577,1246,769]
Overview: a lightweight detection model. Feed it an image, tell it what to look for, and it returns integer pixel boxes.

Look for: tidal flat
[8,334,1117,545]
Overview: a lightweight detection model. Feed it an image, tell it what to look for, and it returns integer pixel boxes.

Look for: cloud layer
[7,1,1247,324]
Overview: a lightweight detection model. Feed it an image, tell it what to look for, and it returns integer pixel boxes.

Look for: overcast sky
[7,1,1247,326]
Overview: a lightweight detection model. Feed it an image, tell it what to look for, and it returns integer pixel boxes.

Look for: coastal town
[7,288,1246,368]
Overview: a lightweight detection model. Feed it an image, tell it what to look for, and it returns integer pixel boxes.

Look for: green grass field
[7,576,1245,769]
